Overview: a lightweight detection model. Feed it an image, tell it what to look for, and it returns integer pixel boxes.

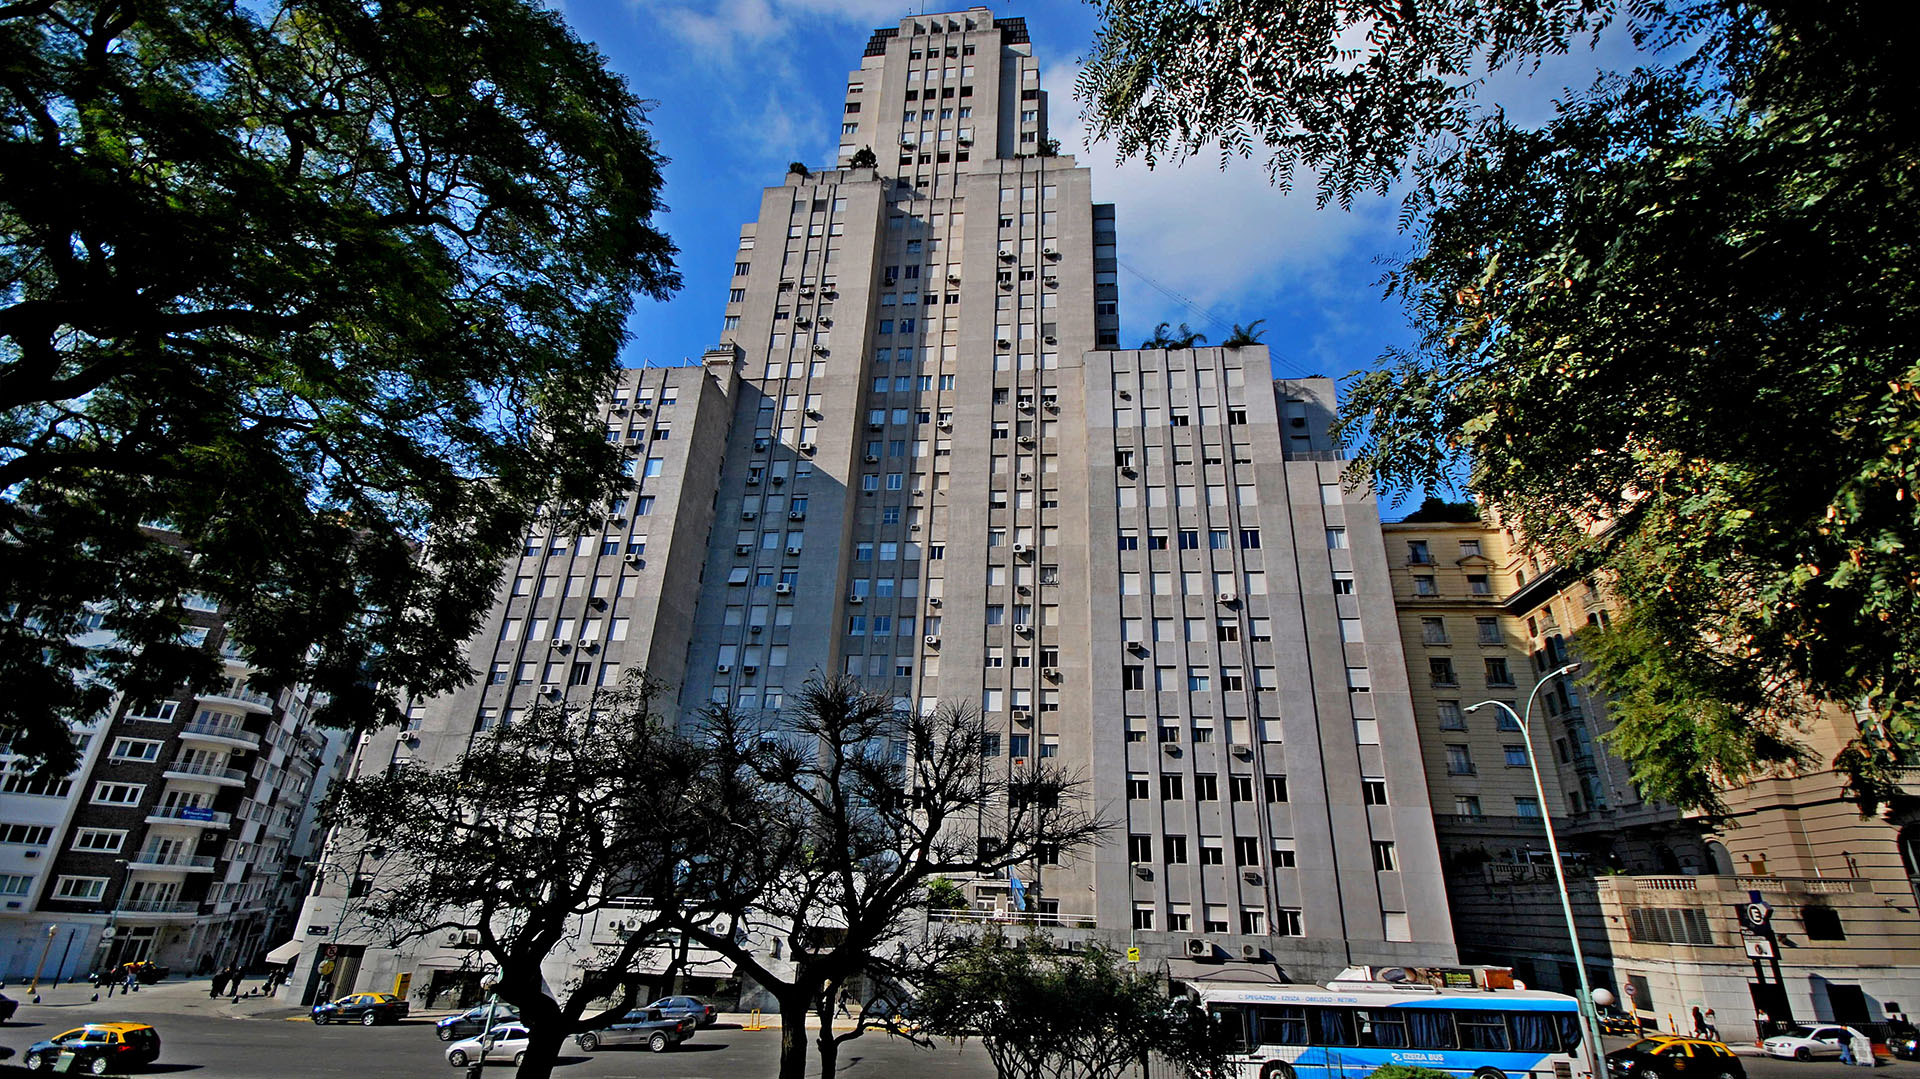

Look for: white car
[1762,1023,1856,1060]
[446,1022,530,1068]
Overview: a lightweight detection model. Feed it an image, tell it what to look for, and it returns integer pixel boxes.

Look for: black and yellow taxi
[310,990,411,1025]
[21,1022,162,1074]
[1607,1034,1745,1079]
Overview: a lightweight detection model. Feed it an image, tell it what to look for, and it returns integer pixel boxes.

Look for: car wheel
[438,1026,456,1041]
[88,1057,112,1076]
[448,1049,468,1067]
[649,1031,671,1053]
[513,1052,526,1066]
[1795,1048,1812,1061]
[1260,1063,1298,1079]
[578,1033,599,1052]
[22,1052,43,1071]
[1473,1070,1509,1079]
[362,1011,379,1026]
[315,1012,330,1025]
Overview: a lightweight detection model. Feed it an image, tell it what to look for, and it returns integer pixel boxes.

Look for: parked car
[1762,1023,1855,1060]
[435,1003,522,1041]
[21,1022,163,1074]
[445,1022,530,1068]
[1606,1036,1745,1079]
[574,1007,698,1053]
[0,989,19,1022]
[1889,1026,1920,1061]
[1600,1011,1643,1037]
[642,995,719,1028]
[311,991,411,1026]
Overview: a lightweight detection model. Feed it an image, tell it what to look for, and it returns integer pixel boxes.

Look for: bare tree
[324,675,772,1079]
[681,677,1108,1079]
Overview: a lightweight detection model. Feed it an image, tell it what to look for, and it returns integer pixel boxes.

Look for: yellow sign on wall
[1126,947,1141,963]
[393,972,413,999]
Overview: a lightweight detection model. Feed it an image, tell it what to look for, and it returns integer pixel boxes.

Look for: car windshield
[1782,1025,1819,1038]
[1627,1040,1670,1053]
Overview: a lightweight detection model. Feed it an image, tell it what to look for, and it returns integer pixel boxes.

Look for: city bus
[1176,974,1598,1079]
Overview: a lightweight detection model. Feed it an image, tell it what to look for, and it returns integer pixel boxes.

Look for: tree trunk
[776,993,812,1079]
[815,992,843,1079]
[511,1024,571,1079]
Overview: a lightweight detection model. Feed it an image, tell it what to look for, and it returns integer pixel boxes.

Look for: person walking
[1704,1007,1718,1040]
[1692,1006,1706,1038]
[209,968,224,997]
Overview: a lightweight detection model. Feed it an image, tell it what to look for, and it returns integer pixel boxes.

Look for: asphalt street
[4,981,1917,1078]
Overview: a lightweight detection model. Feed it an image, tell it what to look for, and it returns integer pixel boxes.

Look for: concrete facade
[292,7,1455,1006]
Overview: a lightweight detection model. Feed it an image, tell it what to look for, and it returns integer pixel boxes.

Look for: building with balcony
[0,559,346,982]
[293,6,1455,1011]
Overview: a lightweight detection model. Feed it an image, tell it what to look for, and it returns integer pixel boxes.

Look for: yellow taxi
[22,1022,163,1074]
[1606,1034,1745,1079]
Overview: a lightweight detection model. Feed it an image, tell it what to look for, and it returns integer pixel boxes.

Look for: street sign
[1745,938,1776,959]
[1624,982,1637,1001]
[1126,947,1140,963]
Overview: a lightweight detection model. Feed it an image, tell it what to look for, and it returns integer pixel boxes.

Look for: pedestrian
[1704,1007,1718,1040]
[209,969,223,997]
[123,966,138,993]
[1692,1006,1706,1038]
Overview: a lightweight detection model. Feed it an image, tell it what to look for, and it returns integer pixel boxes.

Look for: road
[0,1004,992,1078]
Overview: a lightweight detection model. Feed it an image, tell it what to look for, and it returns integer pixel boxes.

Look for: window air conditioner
[742,509,758,520]
[812,343,829,355]
[1186,938,1210,958]
[998,249,1015,261]
[1242,943,1260,959]
[1127,641,1148,654]
[864,454,880,463]
[1011,543,1030,555]
[1013,623,1032,636]
[1017,434,1035,446]
[635,404,651,414]
[1018,400,1034,412]
[947,273,962,283]
[868,421,885,431]
[788,510,806,521]
[735,544,752,556]
[1011,707,1031,722]
[786,545,803,556]
[746,476,761,485]
[1232,744,1254,759]
[937,419,952,429]
[1242,871,1263,886]
[774,583,794,595]
[798,442,816,453]
[1042,667,1060,680]
[539,683,558,696]
[847,594,864,604]
[749,624,763,634]
[1043,334,1057,345]
[753,439,769,451]
[771,474,786,485]
[1121,466,1137,477]
[927,597,942,607]
[996,338,1011,349]
[1218,592,1238,605]
[924,635,941,647]
[806,407,823,418]
[715,664,731,674]
[623,553,643,566]
[742,665,757,675]
[1042,245,1059,257]
[794,317,811,328]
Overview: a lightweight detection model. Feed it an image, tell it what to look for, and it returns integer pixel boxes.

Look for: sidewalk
[3,975,463,1024]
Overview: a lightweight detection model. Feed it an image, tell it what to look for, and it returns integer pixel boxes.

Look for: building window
[53,876,109,901]
[1240,909,1265,935]
[1164,835,1188,864]
[1445,745,1475,775]
[1265,776,1289,802]
[1127,773,1150,799]
[1161,774,1184,800]
[1326,528,1348,549]
[1515,796,1541,817]
[1133,904,1155,931]
[1454,795,1482,817]
[1420,617,1449,645]
[91,782,143,806]
[1371,841,1398,872]
[1626,907,1715,945]
[1504,744,1530,767]
[1484,657,1515,686]
[1436,700,1466,729]
[1275,908,1304,936]
[1128,834,1152,863]
[1407,540,1433,564]
[1234,837,1260,866]
[1230,775,1254,802]
[1199,840,1224,865]
[1413,575,1436,596]
[1477,617,1502,644]
[1467,574,1492,595]
[1429,658,1457,687]
[1361,779,1389,806]
[1193,775,1218,801]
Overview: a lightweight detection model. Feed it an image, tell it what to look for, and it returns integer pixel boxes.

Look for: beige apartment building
[1390,510,1920,1033]
[294,8,1458,1009]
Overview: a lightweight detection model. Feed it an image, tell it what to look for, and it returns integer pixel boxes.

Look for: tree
[1139,321,1207,350]
[1080,2,1919,807]
[1398,497,1480,524]
[323,676,771,1079]
[849,146,879,170]
[0,0,679,772]
[679,678,1107,1079]
[1221,319,1267,348]
[912,931,1229,1079]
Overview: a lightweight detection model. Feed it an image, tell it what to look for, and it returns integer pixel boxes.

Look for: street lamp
[1466,661,1610,1070]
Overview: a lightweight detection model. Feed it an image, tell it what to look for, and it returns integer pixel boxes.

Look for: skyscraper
[299,8,1454,1005]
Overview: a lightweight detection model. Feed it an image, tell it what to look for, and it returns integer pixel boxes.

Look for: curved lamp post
[1466,660,1610,1069]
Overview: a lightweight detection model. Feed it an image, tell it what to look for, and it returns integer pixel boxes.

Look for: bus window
[1510,1011,1560,1053]
[1313,1007,1357,1047]
[1458,1011,1511,1052]
[1209,1004,1251,1053]
[1404,1009,1457,1049]
[1356,1009,1410,1048]
[1555,1012,1583,1049]
[1257,1006,1310,1046]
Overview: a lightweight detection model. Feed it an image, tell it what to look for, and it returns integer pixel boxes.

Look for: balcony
[145,806,233,829]
[197,682,275,714]
[117,899,201,919]
[178,720,260,750]
[127,852,218,873]
[928,908,1096,930]
[163,759,249,787]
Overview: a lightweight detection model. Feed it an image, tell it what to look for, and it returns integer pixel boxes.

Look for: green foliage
[924,877,968,910]
[0,0,678,770]
[1222,319,1267,347]
[789,160,811,177]
[912,931,1230,1079]
[1399,497,1481,524]
[849,146,878,170]
[1368,1067,1457,1079]
[1140,321,1208,350]
[1083,1,1918,806]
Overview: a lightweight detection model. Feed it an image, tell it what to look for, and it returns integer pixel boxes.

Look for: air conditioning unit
[742,664,758,675]
[623,553,643,566]
[799,286,815,296]
[548,639,568,651]
[1017,434,1035,446]
[799,442,816,453]
[612,404,628,414]
[1015,584,1031,595]
[1013,623,1032,636]
[937,419,952,430]
[900,136,915,147]
[847,594,864,604]
[1218,592,1238,605]
[1043,334,1057,345]
[927,597,942,607]
[735,544,752,556]
[774,583,794,595]
[634,404,652,414]
[1134,865,1154,879]
[996,338,1011,349]
[812,343,830,355]
[539,683,559,696]
[742,509,758,521]
[806,407,823,418]
[947,272,962,283]
[1018,400,1034,412]
[1011,707,1031,723]
[23,849,39,859]
[609,515,627,527]
[1120,466,1137,478]
[998,249,1015,261]
[1232,744,1254,759]
[864,454,880,464]
[1042,667,1060,681]
[868,421,885,431]
[1186,938,1211,958]
[1011,543,1030,555]
[1043,277,1058,288]
[1241,943,1260,959]
[1042,399,1059,412]
[924,635,941,647]
[793,316,811,328]
[1042,245,1059,258]
[786,545,803,556]
[1127,641,1148,654]
[771,474,786,485]
[746,475,760,486]
[910,523,921,531]
[749,624,763,634]
[1162,742,1181,756]
[999,279,1013,291]
[753,439,769,451]
[715,664,731,674]
[1242,871,1263,886]
[788,510,806,521]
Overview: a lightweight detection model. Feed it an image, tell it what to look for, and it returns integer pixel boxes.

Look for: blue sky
[557,1,1643,398]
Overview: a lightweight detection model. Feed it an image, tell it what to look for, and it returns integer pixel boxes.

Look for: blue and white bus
[1177,975,1597,1079]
